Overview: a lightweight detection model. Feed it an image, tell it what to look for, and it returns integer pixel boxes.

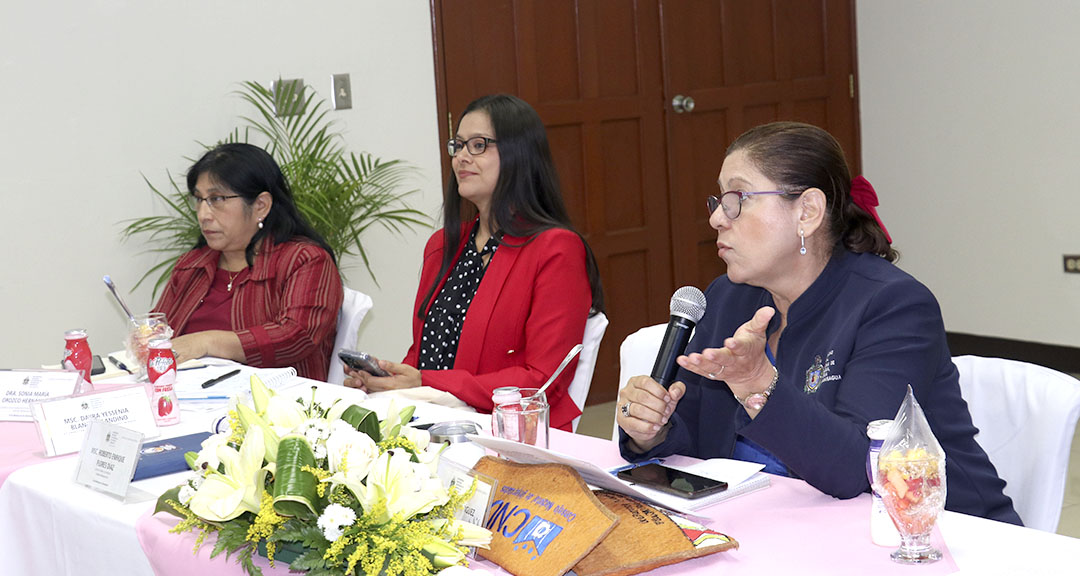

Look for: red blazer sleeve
[405,227,591,431]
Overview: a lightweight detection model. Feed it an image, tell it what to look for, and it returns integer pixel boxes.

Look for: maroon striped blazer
[153,237,343,381]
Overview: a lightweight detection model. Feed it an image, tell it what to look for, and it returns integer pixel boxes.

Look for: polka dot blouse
[418,227,500,370]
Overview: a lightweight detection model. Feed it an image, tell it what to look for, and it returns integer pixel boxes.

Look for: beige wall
[4,1,1077,371]
[0,1,441,368]
[857,0,1080,347]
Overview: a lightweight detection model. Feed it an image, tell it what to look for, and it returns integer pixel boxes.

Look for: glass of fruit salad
[125,312,172,379]
[876,447,946,563]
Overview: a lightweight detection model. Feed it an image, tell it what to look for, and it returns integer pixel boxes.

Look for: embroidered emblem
[805,350,837,394]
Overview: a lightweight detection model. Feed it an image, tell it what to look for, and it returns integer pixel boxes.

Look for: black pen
[108,354,133,374]
[201,368,241,389]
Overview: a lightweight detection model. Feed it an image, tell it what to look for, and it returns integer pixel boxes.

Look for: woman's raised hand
[677,306,776,400]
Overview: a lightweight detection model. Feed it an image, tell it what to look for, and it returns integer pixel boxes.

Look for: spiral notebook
[174,366,299,401]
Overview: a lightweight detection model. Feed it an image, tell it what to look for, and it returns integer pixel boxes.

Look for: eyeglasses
[447,136,497,157]
[188,194,242,212]
[707,190,801,220]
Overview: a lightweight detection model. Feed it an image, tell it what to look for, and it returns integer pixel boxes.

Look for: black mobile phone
[617,463,728,499]
[337,349,391,377]
[91,354,106,376]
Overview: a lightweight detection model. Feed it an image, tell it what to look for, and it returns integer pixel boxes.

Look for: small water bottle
[867,419,901,546]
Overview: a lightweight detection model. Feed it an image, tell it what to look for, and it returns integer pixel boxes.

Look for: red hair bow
[850,176,891,244]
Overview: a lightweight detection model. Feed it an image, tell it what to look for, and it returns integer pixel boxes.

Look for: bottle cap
[64,329,88,339]
[428,421,480,444]
[148,337,173,349]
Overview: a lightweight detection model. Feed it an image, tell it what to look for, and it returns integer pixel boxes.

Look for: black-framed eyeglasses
[188,194,242,212]
[447,136,497,157]
[707,190,800,220]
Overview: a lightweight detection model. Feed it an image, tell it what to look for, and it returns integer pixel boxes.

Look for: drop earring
[258,218,264,230]
[799,229,807,255]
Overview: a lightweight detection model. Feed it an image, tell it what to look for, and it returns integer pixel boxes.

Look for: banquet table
[1,372,1078,576]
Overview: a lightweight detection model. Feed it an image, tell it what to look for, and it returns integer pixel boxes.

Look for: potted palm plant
[122,80,429,296]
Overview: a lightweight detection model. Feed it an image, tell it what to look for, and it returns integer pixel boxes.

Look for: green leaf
[153,485,185,518]
[340,404,381,442]
[272,435,319,519]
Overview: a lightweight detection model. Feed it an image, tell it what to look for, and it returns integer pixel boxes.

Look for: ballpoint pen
[200,368,241,389]
[107,354,133,374]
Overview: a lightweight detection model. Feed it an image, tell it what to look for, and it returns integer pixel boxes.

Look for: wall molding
[947,332,1080,375]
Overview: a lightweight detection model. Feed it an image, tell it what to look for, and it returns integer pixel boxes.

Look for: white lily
[266,394,306,434]
[429,518,492,549]
[188,427,268,522]
[356,449,449,523]
[192,432,230,473]
[236,403,280,463]
[324,420,380,498]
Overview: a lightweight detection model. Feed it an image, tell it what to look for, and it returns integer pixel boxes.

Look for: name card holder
[74,420,144,500]
[0,370,81,421]
[32,385,159,457]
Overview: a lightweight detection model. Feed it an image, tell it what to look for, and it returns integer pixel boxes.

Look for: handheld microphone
[650,286,707,388]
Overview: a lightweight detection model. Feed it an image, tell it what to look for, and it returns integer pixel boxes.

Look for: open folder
[466,435,770,515]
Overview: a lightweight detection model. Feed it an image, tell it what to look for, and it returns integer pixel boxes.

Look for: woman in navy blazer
[346,94,603,431]
[615,122,1020,524]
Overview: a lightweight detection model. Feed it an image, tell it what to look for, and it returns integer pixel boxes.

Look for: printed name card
[32,386,159,456]
[75,420,144,499]
[0,370,81,421]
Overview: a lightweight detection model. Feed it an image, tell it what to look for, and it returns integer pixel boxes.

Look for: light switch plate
[270,78,304,117]
[331,73,352,110]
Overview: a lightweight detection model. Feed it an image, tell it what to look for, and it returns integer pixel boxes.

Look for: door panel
[662,0,859,291]
[433,0,858,405]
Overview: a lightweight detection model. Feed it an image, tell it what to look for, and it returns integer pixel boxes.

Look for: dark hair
[726,121,897,262]
[420,94,604,318]
[187,143,335,265]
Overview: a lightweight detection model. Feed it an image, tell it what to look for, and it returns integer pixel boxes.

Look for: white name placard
[0,370,81,421]
[75,420,144,498]
[32,386,159,456]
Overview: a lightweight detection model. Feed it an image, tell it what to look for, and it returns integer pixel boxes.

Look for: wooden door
[432,0,859,405]
[661,0,860,290]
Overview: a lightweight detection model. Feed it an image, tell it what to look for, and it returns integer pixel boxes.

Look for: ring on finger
[620,401,632,418]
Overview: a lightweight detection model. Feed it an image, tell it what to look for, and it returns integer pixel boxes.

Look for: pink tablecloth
[136,432,958,576]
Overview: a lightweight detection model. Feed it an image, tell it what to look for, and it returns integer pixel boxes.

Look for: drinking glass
[125,312,173,379]
[876,451,946,564]
[493,388,549,448]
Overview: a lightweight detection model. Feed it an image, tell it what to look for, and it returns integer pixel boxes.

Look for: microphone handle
[650,315,696,388]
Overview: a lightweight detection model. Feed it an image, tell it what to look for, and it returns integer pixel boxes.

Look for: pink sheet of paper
[134,431,958,575]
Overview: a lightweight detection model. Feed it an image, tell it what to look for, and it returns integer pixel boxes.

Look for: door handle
[672,94,696,114]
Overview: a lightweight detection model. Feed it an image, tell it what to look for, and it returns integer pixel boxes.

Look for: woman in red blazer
[346,94,603,431]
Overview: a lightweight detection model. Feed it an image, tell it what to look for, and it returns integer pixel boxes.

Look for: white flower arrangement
[155,376,491,576]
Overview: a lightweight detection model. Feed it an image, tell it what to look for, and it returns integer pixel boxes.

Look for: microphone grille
[669,286,707,323]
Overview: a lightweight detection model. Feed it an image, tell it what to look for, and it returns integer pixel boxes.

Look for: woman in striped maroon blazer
[153,143,343,381]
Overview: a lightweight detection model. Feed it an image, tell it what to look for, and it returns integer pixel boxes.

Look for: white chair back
[327,287,374,385]
[953,354,1080,532]
[613,323,668,440]
[568,312,609,432]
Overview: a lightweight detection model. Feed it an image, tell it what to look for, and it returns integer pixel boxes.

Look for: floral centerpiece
[154,376,491,576]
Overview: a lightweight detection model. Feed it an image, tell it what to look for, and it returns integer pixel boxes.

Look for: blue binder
[132,432,212,481]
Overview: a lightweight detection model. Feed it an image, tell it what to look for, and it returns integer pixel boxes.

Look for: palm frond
[121,80,430,298]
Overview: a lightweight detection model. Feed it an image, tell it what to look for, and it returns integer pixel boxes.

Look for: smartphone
[91,354,106,376]
[617,463,728,499]
[337,349,390,377]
